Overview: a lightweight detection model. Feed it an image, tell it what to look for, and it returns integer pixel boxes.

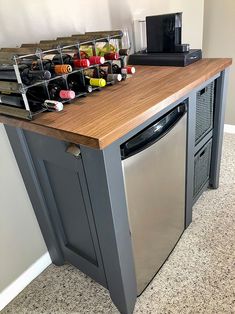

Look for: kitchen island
[0,58,232,314]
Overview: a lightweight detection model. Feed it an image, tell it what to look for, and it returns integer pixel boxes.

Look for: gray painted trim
[194,130,213,155]
[185,93,196,227]
[81,143,137,314]
[4,126,64,265]
[210,69,229,188]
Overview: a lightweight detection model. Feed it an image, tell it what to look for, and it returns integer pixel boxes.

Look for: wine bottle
[124,66,136,74]
[85,76,106,87]
[0,93,63,112]
[0,64,51,85]
[89,56,105,65]
[27,81,75,102]
[99,68,122,83]
[43,54,90,68]
[73,58,90,68]
[83,68,106,87]
[43,100,63,112]
[67,72,93,94]
[79,47,105,65]
[112,64,127,80]
[31,60,72,75]
[0,93,25,108]
[119,49,129,56]
[104,52,120,60]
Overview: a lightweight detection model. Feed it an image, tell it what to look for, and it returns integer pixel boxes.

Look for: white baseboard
[0,252,51,311]
[224,124,235,134]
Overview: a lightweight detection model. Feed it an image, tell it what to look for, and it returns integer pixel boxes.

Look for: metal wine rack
[0,30,125,120]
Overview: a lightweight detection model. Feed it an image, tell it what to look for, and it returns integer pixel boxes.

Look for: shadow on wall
[108,1,134,52]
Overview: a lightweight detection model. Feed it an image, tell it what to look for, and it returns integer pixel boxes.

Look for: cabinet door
[23,130,106,287]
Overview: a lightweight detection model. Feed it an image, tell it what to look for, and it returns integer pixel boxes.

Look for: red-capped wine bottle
[124,66,136,74]
[89,56,105,65]
[73,58,90,68]
[43,53,90,69]
[104,52,120,60]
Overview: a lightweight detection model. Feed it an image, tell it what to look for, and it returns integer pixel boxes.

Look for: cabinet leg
[210,69,229,189]
[81,143,137,314]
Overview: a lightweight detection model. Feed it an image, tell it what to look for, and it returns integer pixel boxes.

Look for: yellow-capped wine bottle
[85,76,106,87]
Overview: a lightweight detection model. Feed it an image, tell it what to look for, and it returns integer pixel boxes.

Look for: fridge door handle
[121,102,187,159]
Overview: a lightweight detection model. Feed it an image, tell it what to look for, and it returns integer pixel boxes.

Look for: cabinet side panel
[4,125,64,266]
[14,129,106,287]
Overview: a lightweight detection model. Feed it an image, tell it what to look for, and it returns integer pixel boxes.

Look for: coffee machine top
[146,13,189,53]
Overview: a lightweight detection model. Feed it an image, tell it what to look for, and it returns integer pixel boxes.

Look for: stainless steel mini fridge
[121,102,187,295]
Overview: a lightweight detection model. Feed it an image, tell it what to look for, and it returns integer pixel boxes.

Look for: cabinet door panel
[44,160,97,264]
[23,130,106,287]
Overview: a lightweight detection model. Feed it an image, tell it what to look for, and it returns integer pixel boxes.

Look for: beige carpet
[2,133,235,314]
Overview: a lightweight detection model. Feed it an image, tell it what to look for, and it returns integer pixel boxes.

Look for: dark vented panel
[195,81,215,144]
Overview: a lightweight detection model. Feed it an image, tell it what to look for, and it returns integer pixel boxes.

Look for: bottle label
[42,54,56,61]
[84,68,95,77]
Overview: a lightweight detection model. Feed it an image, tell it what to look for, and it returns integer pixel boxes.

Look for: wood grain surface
[0,58,232,149]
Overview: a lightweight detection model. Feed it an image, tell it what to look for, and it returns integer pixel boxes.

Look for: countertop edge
[0,58,232,149]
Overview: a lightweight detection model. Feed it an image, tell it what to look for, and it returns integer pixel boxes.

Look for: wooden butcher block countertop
[0,58,232,149]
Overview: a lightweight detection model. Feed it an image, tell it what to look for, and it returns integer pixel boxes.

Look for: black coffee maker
[146,13,190,53]
[128,12,202,67]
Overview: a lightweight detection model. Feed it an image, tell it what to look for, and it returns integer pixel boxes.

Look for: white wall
[203,0,235,125]
[0,0,205,301]
[0,125,47,291]
[0,0,111,47]
[109,0,204,50]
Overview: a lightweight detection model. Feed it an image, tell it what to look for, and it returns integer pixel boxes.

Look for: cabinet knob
[66,144,81,158]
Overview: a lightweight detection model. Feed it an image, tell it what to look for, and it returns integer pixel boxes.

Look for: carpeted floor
[2,133,235,314]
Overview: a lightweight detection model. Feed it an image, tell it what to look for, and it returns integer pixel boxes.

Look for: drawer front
[195,81,215,144]
[193,139,212,198]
